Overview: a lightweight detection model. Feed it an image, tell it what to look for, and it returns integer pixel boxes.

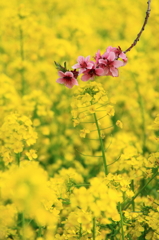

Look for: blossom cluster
[56,46,127,88]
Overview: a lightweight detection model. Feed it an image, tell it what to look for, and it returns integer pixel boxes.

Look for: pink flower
[81,64,104,81]
[99,52,123,77]
[72,56,94,74]
[94,50,102,63]
[105,46,127,65]
[56,71,78,88]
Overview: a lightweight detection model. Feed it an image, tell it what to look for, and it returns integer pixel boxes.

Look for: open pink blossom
[81,64,104,81]
[99,52,123,77]
[72,56,94,74]
[56,71,78,88]
[94,50,102,63]
[105,46,127,65]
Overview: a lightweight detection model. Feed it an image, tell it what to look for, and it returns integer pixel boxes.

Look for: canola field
[0,0,159,239]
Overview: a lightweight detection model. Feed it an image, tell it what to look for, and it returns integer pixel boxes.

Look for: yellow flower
[26,149,37,160]
[72,119,80,127]
[106,105,115,116]
[88,105,96,113]
[116,120,123,129]
[80,128,90,138]
[13,141,24,153]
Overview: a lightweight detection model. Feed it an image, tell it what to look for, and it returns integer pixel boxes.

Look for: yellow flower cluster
[71,176,122,221]
[0,113,37,164]
[71,82,115,138]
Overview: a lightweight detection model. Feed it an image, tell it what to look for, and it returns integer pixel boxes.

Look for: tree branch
[124,0,152,53]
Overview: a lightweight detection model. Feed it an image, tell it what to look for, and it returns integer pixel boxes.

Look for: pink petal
[113,60,124,68]
[106,46,114,53]
[103,67,109,75]
[65,78,78,88]
[96,68,104,76]
[95,50,101,59]
[72,78,79,86]
[99,59,107,65]
[65,71,74,77]
[107,52,116,61]
[56,77,65,84]
[72,63,81,69]
[122,59,127,66]
[110,67,119,77]
[95,50,103,64]
[58,71,65,77]
[119,52,127,61]
[87,61,94,69]
[102,51,109,59]
[105,69,112,76]
[85,56,91,62]
[78,56,85,64]
[78,68,86,74]
[81,73,91,81]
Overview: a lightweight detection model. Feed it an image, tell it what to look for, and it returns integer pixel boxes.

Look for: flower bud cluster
[71,82,114,130]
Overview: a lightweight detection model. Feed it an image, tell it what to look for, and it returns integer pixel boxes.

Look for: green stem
[123,170,158,210]
[131,179,135,211]
[17,153,21,166]
[93,113,108,176]
[18,212,25,240]
[92,217,96,240]
[119,203,124,240]
[19,26,24,61]
[75,184,90,187]
[22,213,25,240]
[19,25,25,95]
[37,227,42,237]
[134,77,146,153]
[79,223,82,239]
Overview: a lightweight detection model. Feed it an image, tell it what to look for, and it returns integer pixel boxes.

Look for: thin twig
[98,114,108,121]
[94,112,108,175]
[124,0,152,53]
[90,126,113,132]
[107,154,121,166]
[75,148,102,157]
[82,137,100,140]
[78,121,95,124]
[123,169,158,210]
[105,134,113,151]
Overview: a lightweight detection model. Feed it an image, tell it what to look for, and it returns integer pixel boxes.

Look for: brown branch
[124,0,152,53]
